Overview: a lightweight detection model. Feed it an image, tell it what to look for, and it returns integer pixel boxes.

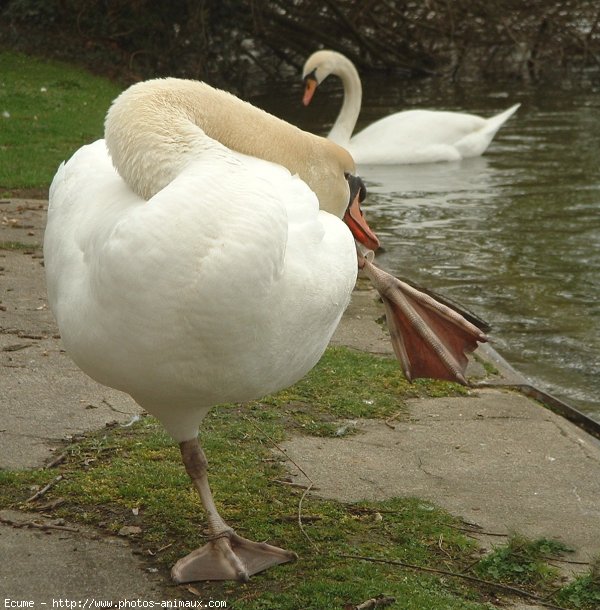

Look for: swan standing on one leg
[302,49,520,165]
[44,77,486,584]
[44,77,379,583]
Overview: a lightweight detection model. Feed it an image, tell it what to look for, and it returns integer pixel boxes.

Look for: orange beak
[343,192,380,251]
[302,77,317,106]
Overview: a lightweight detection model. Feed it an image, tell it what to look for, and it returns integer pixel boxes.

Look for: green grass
[0,50,121,192]
[0,240,37,250]
[258,347,467,436]
[474,537,600,609]
[555,558,600,610]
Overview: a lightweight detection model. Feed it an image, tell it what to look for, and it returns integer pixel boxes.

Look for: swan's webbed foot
[171,529,297,583]
[360,257,488,384]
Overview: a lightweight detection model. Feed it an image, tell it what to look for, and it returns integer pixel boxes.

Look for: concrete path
[0,510,163,600]
[1,198,599,604]
[1,199,142,471]
[282,389,600,564]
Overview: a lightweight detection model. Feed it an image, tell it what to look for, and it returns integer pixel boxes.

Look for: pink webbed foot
[171,529,297,583]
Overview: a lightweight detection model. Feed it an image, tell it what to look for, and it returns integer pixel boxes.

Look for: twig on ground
[543,555,589,566]
[0,515,79,533]
[271,478,320,490]
[25,475,63,502]
[384,410,403,429]
[447,523,508,536]
[437,534,452,559]
[350,595,396,610]
[45,452,68,469]
[243,415,320,552]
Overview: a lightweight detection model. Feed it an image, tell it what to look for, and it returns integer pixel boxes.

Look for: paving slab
[1,199,142,470]
[281,388,600,567]
[0,510,164,601]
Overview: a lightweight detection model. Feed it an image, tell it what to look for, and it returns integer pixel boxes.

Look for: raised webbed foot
[360,257,488,384]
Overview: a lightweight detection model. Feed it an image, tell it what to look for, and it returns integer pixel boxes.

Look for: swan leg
[171,438,297,583]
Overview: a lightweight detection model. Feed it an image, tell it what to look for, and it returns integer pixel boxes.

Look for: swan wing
[349,106,518,164]
[349,110,484,164]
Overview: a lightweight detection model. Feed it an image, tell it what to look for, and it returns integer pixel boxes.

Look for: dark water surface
[251,77,600,421]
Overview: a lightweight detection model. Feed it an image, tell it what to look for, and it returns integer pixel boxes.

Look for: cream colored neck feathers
[104,78,356,218]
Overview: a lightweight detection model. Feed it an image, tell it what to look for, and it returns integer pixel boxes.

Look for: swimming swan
[302,49,520,165]
[45,77,486,584]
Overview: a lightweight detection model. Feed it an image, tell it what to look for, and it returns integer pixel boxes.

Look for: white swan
[44,77,486,584]
[302,50,520,165]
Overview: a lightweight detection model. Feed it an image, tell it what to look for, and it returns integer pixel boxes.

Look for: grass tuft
[475,534,572,589]
[555,557,600,609]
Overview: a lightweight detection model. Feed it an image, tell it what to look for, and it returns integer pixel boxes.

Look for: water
[251,77,600,421]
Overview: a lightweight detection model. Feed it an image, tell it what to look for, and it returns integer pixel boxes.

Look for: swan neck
[327,56,362,147]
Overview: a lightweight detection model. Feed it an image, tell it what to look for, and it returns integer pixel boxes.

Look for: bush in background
[1,0,599,92]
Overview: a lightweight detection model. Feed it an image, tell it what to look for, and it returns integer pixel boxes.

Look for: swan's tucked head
[105,78,360,216]
[302,50,347,106]
[104,77,378,250]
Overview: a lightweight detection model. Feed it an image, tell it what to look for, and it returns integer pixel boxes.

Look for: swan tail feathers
[362,259,488,385]
[484,103,521,135]
[456,103,520,157]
